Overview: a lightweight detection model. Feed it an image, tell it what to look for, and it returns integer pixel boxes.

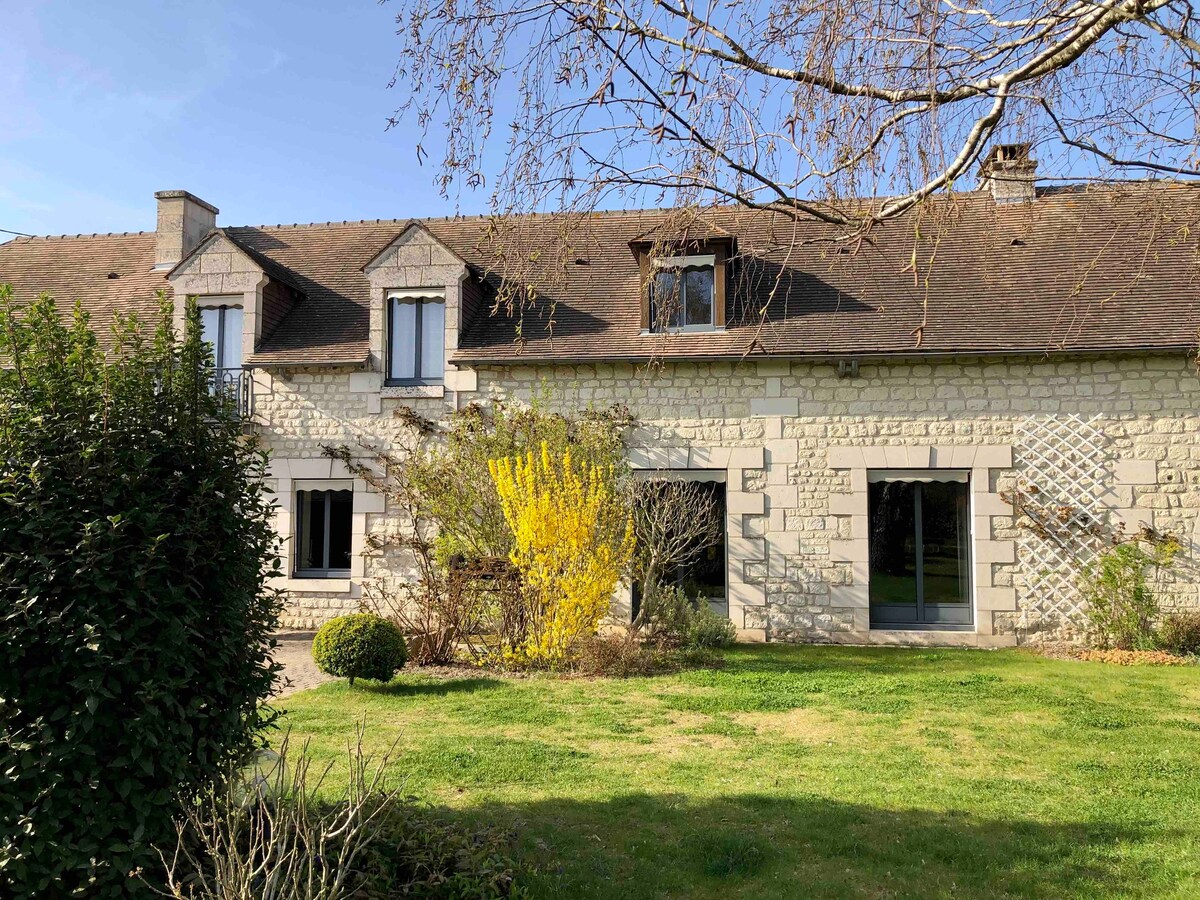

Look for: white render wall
[255,354,1200,646]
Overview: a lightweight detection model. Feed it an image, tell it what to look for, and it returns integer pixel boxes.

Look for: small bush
[1080,533,1180,650]
[687,603,737,650]
[641,585,736,651]
[639,584,695,649]
[571,632,724,677]
[314,614,408,684]
[573,632,673,676]
[1157,611,1200,656]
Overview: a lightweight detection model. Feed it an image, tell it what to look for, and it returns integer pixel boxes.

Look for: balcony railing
[213,368,254,419]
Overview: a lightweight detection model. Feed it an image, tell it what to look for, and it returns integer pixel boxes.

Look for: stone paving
[272,631,333,698]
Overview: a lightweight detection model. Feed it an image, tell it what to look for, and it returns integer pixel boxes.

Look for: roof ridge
[193,186,1188,234]
[15,181,1200,244]
[223,205,712,232]
[222,204,734,232]
[228,219,411,232]
[3,230,151,242]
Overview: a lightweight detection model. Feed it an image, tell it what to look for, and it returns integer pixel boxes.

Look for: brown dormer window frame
[638,240,728,332]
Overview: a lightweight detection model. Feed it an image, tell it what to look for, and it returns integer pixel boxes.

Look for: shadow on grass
[433,793,1170,899]
[359,677,502,698]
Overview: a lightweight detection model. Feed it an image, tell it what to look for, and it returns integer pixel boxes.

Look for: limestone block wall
[253,354,1200,646]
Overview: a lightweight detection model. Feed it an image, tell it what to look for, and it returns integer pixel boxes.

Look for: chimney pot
[979,143,1037,204]
[153,190,218,271]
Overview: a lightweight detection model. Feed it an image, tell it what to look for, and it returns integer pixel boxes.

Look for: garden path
[272,631,333,697]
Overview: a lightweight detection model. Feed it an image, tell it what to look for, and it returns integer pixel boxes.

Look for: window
[630,474,727,620]
[294,486,353,577]
[868,470,972,627]
[649,256,715,331]
[387,290,445,384]
[198,303,243,389]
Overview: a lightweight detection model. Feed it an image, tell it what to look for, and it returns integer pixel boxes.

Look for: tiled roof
[439,186,1200,361]
[4,185,1200,366]
[224,222,411,365]
[0,231,168,329]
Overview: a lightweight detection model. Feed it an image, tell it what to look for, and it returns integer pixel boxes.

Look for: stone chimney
[979,144,1037,204]
[153,190,218,270]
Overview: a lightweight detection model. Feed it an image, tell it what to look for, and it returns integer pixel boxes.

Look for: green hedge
[0,289,283,897]
[314,614,408,684]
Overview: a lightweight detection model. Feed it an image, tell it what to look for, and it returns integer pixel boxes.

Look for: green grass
[278,646,1200,899]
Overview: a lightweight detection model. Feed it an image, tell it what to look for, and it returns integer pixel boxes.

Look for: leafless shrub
[152,729,398,900]
[630,475,723,630]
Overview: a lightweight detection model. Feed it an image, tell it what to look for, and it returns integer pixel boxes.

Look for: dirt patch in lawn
[1030,642,1194,667]
[732,708,839,744]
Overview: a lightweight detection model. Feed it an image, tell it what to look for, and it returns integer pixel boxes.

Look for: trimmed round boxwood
[313,614,408,684]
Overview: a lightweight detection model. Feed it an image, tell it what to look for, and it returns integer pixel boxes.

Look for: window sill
[864,628,1015,648]
[277,577,353,593]
[639,326,727,336]
[381,384,445,399]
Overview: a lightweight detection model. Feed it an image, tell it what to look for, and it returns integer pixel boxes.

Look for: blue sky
[0,0,493,237]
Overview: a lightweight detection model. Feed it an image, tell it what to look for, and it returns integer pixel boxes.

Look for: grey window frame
[648,256,716,333]
[199,303,243,387]
[867,472,974,630]
[293,488,353,579]
[385,293,445,386]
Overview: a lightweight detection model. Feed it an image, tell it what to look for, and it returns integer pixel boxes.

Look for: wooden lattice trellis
[1014,415,1113,622]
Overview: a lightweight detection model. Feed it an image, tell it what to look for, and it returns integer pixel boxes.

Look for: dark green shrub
[0,288,282,897]
[1157,611,1200,656]
[313,613,408,684]
[357,803,527,898]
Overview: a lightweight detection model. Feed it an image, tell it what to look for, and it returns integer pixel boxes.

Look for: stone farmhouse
[4,147,1200,647]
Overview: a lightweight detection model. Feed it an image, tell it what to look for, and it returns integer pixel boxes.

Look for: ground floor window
[630,474,726,620]
[295,485,353,577]
[868,470,972,627]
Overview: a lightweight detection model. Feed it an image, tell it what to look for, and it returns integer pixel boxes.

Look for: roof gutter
[452,344,1200,367]
[248,357,372,371]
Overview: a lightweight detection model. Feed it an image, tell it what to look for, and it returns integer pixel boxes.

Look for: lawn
[278,646,1200,899]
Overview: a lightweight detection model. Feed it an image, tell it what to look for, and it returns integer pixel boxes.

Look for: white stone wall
[254,354,1200,646]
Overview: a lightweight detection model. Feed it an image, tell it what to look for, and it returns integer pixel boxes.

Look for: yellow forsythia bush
[489,443,635,664]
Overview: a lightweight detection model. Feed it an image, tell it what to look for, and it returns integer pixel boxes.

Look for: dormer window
[650,256,715,331]
[387,289,445,385]
[638,242,728,333]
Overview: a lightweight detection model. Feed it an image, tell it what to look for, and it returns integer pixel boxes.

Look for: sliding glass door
[868,471,972,627]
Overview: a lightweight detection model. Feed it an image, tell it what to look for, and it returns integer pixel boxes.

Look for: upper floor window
[198,300,243,388]
[387,289,445,385]
[648,255,716,332]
